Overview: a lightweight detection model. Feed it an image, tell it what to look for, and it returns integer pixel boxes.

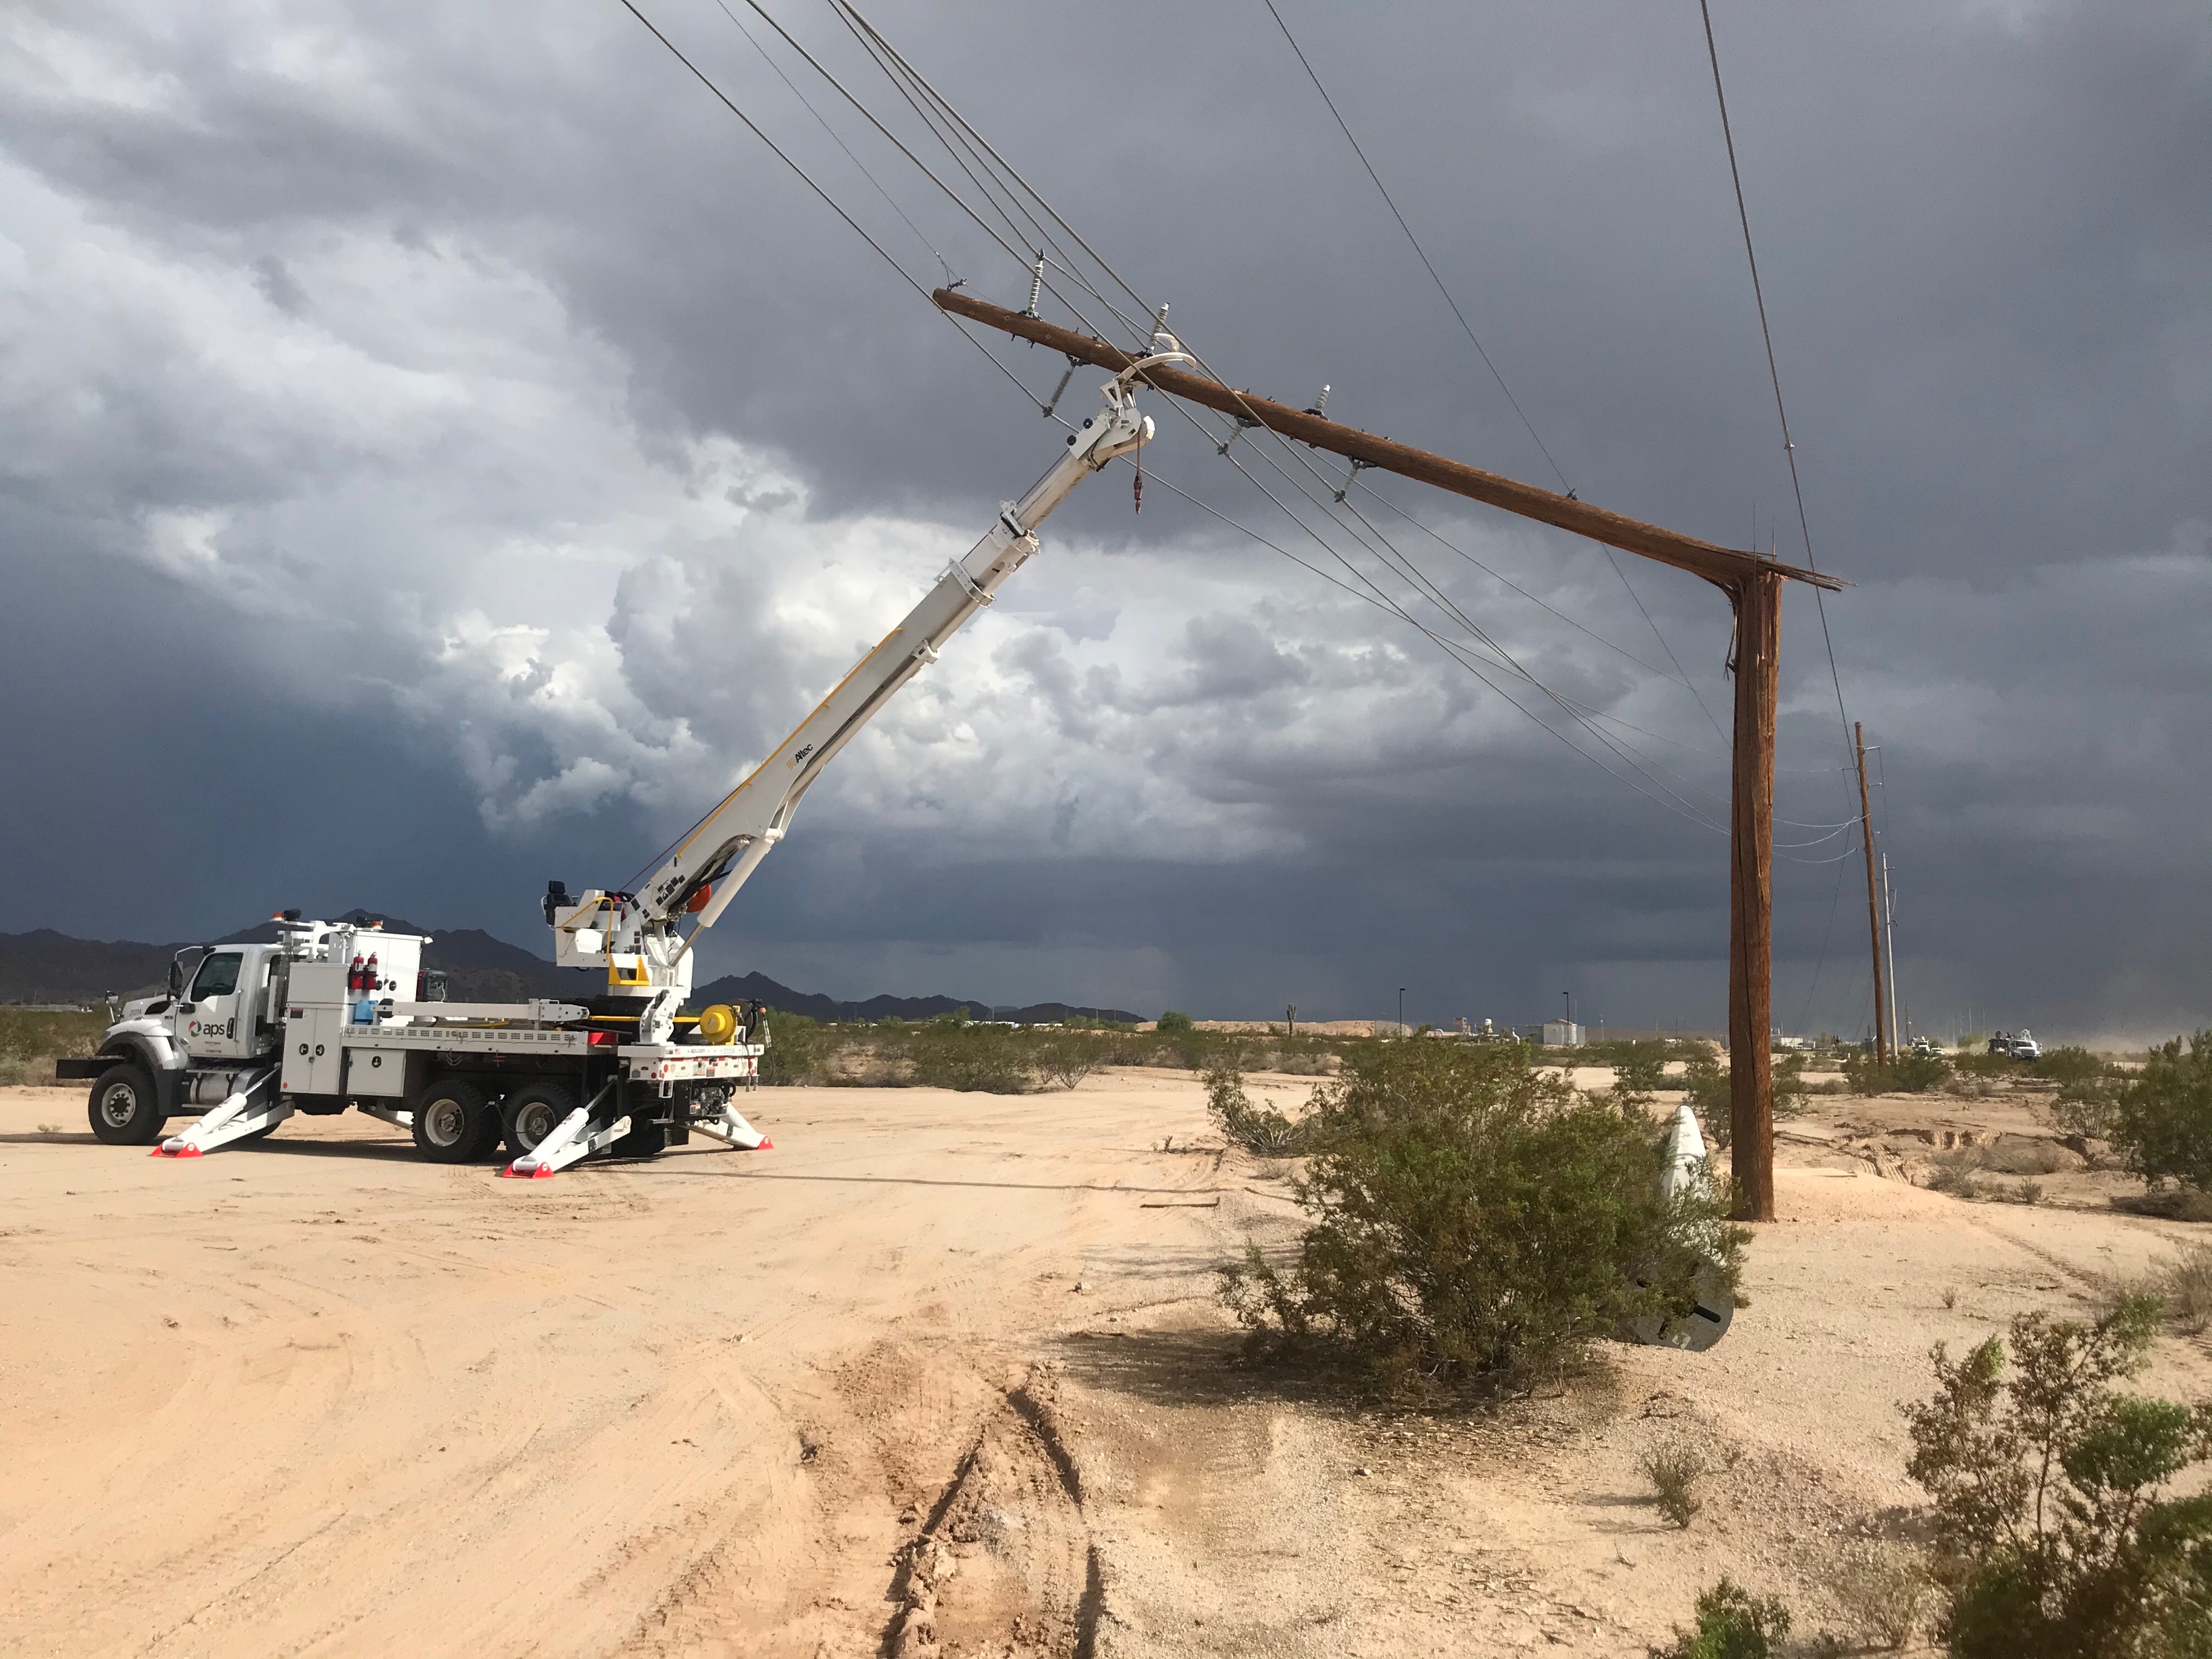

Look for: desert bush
[0,1007,106,1087]
[905,1021,1033,1093]
[2111,1031,2212,1194]
[1774,1052,1809,1119]
[1904,1295,2212,1658]
[2040,1048,2122,1142]
[1647,1579,1791,1659]
[1950,1047,2015,1078]
[1827,1542,1931,1650]
[1204,1063,1323,1155]
[2050,1088,2119,1144]
[1221,1040,1746,1398]
[2031,1046,2106,1089]
[1612,1040,1672,1099]
[2011,1179,2045,1206]
[2142,1242,2212,1335]
[1032,1031,1102,1091]
[755,1009,825,1086]
[1682,1047,1732,1144]
[1846,1047,1951,1096]
[1157,1009,1194,1031]
[1643,1441,1707,1528]
[1978,1139,2072,1176]
[1927,1149,1986,1199]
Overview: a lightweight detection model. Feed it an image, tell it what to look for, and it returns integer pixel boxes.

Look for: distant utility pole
[1882,851,1901,1048]
[1399,987,1407,1037]
[1286,1002,1297,1037]
[1856,722,1890,1065]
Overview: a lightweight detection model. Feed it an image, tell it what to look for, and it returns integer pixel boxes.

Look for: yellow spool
[697,1004,738,1044]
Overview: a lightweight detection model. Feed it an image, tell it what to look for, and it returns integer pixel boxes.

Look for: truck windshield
[189,951,243,1000]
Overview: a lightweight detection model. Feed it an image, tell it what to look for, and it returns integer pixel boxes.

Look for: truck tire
[611,1119,669,1160]
[88,1063,164,1146]
[501,1081,576,1159]
[411,1078,493,1164]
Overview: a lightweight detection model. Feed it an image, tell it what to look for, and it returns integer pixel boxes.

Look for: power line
[712,0,950,281]
[1258,4,1732,759]
[1697,1,1870,1028]
[627,0,1777,845]
[1145,463,1732,834]
[1696,0,1849,752]
[1258,0,1570,493]
[806,0,1748,830]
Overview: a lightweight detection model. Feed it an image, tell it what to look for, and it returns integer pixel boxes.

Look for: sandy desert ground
[5,1068,2209,1657]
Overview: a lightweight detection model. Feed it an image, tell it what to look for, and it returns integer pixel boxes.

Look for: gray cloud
[1,1,2206,1043]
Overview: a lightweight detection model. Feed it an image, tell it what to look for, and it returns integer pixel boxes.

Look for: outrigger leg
[155,1069,287,1158]
[692,1096,772,1151]
[502,1082,629,1180]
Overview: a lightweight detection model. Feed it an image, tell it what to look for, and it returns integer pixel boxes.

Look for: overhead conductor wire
[1697,0,1862,1029]
[1262,0,1727,745]
[621,0,1761,848]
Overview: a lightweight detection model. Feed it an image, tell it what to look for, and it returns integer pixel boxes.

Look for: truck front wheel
[411,1078,495,1164]
[88,1063,163,1146]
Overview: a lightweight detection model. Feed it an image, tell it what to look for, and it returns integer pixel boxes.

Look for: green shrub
[1774,1052,1809,1119]
[2112,1031,2212,1193]
[1927,1149,1985,1200]
[1643,1441,1706,1528]
[905,1022,1033,1093]
[1032,1031,1103,1091]
[2032,1046,2106,1089]
[1612,1040,1671,1101]
[2148,1243,2212,1335]
[1904,1296,2212,1658]
[1204,1063,1322,1155]
[755,1009,824,1086]
[1951,1048,2015,1080]
[0,1007,106,1087]
[1648,1579,1791,1659]
[1682,1047,1731,1144]
[1221,1040,1746,1398]
[1826,1542,1930,1651]
[1846,1047,1952,1096]
[1157,1009,1194,1031]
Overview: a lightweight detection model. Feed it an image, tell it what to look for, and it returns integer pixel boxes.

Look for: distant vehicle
[1986,1029,2042,1061]
[1910,1036,1943,1057]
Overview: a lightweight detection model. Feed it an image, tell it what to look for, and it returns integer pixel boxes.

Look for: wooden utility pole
[938,289,1843,1221]
[1854,722,1888,1065]
[1727,571,1780,1219]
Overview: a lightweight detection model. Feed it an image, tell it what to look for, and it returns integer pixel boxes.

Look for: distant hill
[689,970,1138,1027]
[0,912,1139,1025]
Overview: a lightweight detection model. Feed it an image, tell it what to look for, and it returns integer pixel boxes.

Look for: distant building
[1540,1020,1586,1048]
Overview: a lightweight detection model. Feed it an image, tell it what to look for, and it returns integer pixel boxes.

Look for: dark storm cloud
[1,1,2206,1041]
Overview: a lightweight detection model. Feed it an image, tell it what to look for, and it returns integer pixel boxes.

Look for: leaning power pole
[1855,722,1889,1065]
[937,289,1844,1221]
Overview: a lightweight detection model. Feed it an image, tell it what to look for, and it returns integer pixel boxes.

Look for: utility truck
[64,917,771,1173]
[64,349,1180,1174]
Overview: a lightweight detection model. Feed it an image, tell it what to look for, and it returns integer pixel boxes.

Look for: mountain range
[0,911,1140,1025]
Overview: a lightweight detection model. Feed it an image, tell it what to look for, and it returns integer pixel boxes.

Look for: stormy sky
[1,1,2205,1040]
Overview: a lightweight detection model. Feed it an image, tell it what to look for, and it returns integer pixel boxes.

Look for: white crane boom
[546,353,1186,998]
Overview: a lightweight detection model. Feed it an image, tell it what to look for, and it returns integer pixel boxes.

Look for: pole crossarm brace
[935,289,1843,596]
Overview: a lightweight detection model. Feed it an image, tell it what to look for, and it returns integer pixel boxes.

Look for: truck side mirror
[168,958,184,996]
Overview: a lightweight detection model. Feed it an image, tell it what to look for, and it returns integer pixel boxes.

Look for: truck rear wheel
[501,1082,575,1159]
[88,1063,163,1146]
[411,1078,493,1164]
